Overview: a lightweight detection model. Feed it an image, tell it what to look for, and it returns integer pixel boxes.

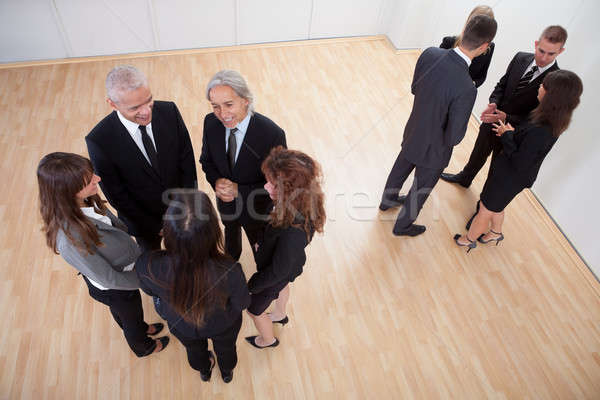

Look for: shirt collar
[453,47,472,66]
[116,110,152,135]
[533,59,556,74]
[231,112,251,134]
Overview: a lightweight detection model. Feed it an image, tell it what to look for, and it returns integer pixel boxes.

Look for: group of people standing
[37,4,584,385]
[37,68,325,382]
[380,6,583,254]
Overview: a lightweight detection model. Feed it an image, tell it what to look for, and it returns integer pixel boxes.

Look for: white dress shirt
[453,47,472,67]
[225,112,252,163]
[522,59,556,80]
[116,111,157,165]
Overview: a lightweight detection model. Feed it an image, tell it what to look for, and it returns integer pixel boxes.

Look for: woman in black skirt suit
[245,147,326,349]
[136,190,250,383]
[454,70,583,251]
[440,5,495,88]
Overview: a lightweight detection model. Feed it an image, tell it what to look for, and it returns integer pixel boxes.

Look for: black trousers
[82,276,155,357]
[382,153,443,230]
[170,315,243,374]
[135,233,162,252]
[224,219,265,261]
[460,123,503,184]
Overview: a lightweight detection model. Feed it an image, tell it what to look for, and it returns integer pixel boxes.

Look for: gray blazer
[56,210,142,291]
[400,47,477,169]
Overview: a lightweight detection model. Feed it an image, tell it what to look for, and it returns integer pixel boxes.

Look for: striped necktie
[515,66,539,92]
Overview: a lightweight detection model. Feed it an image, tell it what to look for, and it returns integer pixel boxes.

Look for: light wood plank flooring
[1,36,599,399]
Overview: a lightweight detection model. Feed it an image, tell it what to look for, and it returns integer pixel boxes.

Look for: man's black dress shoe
[379,195,407,211]
[392,223,426,237]
[200,351,215,382]
[221,370,233,383]
[440,172,471,188]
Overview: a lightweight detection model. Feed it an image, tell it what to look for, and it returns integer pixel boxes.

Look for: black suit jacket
[199,112,286,224]
[401,47,477,169]
[440,36,495,87]
[136,252,250,338]
[489,52,559,126]
[493,122,557,188]
[86,101,197,236]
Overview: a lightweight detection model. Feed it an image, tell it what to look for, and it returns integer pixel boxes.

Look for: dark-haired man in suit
[200,70,286,261]
[441,25,567,189]
[379,15,497,237]
[86,65,197,251]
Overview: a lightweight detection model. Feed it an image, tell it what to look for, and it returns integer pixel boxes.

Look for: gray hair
[106,65,148,103]
[206,70,254,113]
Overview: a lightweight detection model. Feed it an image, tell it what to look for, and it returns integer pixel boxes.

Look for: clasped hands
[480,103,506,124]
[215,178,238,202]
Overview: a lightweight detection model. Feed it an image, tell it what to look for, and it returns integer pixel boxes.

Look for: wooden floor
[1,36,599,399]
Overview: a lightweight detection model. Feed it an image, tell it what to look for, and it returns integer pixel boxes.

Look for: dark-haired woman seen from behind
[37,152,168,357]
[454,70,583,251]
[135,190,250,383]
[245,147,326,349]
[440,5,495,88]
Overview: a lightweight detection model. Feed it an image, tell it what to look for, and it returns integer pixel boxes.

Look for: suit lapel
[212,123,232,176]
[111,112,161,182]
[507,54,535,97]
[233,114,261,176]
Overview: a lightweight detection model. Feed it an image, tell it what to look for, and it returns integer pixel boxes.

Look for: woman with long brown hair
[454,70,583,251]
[37,152,168,357]
[245,147,326,349]
[135,190,250,383]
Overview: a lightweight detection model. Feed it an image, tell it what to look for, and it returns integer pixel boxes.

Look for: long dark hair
[37,152,107,254]
[161,190,229,327]
[531,70,583,137]
[261,146,326,236]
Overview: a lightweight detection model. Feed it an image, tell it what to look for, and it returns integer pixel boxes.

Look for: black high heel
[453,234,476,253]
[477,230,504,245]
[267,313,289,326]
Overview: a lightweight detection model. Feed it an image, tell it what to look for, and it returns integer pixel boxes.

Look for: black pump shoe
[245,336,279,349]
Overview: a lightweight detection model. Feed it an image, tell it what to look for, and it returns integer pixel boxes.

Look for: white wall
[0,0,389,62]
[386,0,600,273]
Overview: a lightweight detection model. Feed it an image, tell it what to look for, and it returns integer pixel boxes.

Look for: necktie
[139,125,159,171]
[228,128,238,171]
[516,65,539,92]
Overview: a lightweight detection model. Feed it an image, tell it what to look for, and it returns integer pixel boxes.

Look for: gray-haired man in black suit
[380,15,497,237]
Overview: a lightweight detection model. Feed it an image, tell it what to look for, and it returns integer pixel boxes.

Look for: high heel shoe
[477,230,504,245]
[267,313,289,326]
[453,234,476,253]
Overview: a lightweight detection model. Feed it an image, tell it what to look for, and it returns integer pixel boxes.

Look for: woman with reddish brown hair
[245,146,326,349]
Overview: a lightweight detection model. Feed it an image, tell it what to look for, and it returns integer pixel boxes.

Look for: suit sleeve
[58,237,140,290]
[228,263,251,312]
[134,251,157,297]
[173,104,197,189]
[86,137,151,232]
[472,43,494,88]
[247,230,304,293]
[199,117,220,190]
[489,53,518,105]
[444,87,477,147]
[499,126,554,172]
